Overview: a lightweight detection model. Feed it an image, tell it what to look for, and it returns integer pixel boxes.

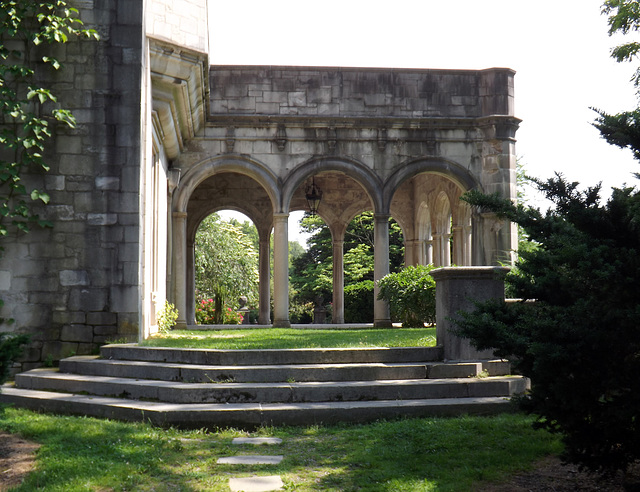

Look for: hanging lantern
[305,176,323,216]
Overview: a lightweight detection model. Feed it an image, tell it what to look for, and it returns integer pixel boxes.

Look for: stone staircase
[0,344,528,428]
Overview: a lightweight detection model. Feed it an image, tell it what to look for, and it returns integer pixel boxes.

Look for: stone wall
[147,0,208,53]
[1,0,145,370]
[210,66,514,118]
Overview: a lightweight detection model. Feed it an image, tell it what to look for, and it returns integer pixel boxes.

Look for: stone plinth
[430,267,510,361]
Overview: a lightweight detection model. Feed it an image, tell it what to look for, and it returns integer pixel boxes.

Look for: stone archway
[171,156,279,328]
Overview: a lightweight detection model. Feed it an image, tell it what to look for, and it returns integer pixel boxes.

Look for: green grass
[139,327,437,350]
[0,407,561,491]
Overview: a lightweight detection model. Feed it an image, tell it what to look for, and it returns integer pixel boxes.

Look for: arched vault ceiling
[186,172,273,238]
[290,171,373,226]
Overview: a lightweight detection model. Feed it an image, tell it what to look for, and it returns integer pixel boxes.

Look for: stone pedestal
[430,266,509,361]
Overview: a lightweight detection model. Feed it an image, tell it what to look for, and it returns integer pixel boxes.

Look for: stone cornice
[149,37,209,159]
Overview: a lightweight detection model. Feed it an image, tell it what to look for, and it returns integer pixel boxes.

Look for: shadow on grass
[0,407,561,492]
[274,414,562,491]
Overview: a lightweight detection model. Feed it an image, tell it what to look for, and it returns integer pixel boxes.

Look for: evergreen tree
[455,1,640,474]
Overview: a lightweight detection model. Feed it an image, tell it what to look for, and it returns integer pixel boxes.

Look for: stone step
[0,386,516,428]
[15,368,527,404]
[59,356,430,383]
[100,344,443,365]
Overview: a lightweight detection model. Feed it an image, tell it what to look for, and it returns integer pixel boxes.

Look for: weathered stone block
[0,271,11,291]
[88,213,118,226]
[61,324,94,343]
[69,288,108,312]
[53,311,86,325]
[45,175,65,191]
[60,270,89,286]
[288,91,306,106]
[87,311,117,325]
[95,177,120,190]
[41,341,79,361]
[111,286,139,313]
[94,325,117,336]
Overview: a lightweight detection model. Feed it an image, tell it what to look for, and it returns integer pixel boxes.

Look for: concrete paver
[232,437,282,445]
[218,455,283,465]
[228,475,284,491]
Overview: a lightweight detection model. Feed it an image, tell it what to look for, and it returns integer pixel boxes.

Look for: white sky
[209,0,640,241]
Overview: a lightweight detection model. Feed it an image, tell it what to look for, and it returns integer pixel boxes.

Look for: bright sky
[209,0,640,240]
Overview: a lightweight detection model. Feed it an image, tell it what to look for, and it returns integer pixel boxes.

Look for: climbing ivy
[0,1,98,236]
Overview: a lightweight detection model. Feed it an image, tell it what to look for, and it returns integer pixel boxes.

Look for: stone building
[1,0,519,369]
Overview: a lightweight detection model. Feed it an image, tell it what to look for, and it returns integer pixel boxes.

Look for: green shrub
[377,265,436,327]
[344,280,374,323]
[157,301,179,333]
[0,333,29,386]
[289,301,313,323]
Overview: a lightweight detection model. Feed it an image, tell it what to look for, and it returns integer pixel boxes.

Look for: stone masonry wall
[147,0,208,53]
[1,0,144,370]
[210,66,514,119]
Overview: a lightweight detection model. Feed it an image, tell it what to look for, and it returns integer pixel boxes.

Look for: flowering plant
[195,298,243,325]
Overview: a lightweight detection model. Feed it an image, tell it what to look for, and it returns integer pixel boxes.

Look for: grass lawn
[140,327,437,350]
[0,406,561,491]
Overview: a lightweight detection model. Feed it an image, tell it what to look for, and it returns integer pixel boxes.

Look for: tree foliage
[453,2,640,473]
[194,214,259,323]
[457,178,640,473]
[290,212,404,321]
[0,1,98,236]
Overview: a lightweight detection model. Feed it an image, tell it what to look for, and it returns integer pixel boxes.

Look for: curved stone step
[0,386,516,429]
[59,356,428,383]
[15,368,528,404]
[100,344,443,365]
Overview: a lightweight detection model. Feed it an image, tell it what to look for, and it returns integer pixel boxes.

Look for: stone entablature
[209,66,514,119]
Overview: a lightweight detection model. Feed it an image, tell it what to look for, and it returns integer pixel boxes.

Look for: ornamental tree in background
[194,214,259,324]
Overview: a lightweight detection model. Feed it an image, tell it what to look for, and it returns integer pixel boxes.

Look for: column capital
[172,211,188,220]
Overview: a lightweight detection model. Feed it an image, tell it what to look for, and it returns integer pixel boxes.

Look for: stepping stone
[232,437,282,446]
[229,475,284,492]
[218,455,283,465]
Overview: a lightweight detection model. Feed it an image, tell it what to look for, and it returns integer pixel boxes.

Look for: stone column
[423,239,433,265]
[442,233,451,266]
[404,239,420,267]
[332,238,344,324]
[258,235,271,325]
[430,266,509,360]
[451,226,463,266]
[373,214,392,327]
[432,233,442,266]
[171,211,188,329]
[272,213,290,327]
[186,238,195,324]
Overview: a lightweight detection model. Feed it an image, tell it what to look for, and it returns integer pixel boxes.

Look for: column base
[373,320,393,328]
[272,320,291,328]
[174,321,188,330]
